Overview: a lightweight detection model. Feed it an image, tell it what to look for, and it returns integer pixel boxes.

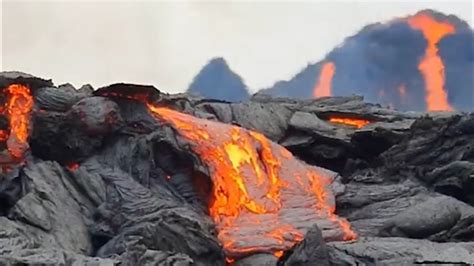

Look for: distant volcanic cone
[187,57,250,102]
[263,9,473,112]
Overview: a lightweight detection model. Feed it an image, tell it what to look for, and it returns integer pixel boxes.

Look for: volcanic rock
[0,71,53,92]
[1,72,474,265]
[278,225,330,266]
[0,248,117,265]
[235,254,278,266]
[327,237,474,265]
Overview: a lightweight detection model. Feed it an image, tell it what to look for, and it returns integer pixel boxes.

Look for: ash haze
[1,0,472,93]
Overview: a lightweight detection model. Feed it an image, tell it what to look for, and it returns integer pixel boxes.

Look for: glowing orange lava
[274,250,284,258]
[313,62,335,98]
[97,89,356,258]
[3,84,34,158]
[408,13,455,111]
[329,117,371,129]
[147,104,356,258]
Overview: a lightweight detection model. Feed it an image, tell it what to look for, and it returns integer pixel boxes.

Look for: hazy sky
[1,0,472,93]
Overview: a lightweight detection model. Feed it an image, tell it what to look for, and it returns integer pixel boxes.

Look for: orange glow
[66,162,80,171]
[97,90,356,258]
[5,84,34,158]
[408,13,455,111]
[329,117,371,129]
[0,130,8,142]
[274,251,284,258]
[398,84,406,98]
[313,62,335,98]
[147,104,356,258]
[225,257,235,265]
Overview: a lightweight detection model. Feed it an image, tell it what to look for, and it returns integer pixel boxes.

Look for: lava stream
[408,13,455,111]
[147,104,356,258]
[313,61,335,98]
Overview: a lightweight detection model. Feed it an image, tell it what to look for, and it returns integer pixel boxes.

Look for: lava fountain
[313,61,335,98]
[408,13,455,111]
[147,104,356,259]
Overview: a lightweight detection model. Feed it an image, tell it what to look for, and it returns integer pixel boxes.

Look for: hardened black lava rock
[0,72,473,265]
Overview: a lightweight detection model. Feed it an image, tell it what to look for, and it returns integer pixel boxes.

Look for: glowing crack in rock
[328,116,372,129]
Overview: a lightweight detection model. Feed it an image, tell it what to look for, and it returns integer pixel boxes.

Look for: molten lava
[408,13,455,111]
[313,62,335,98]
[147,104,356,258]
[66,162,80,171]
[329,116,371,129]
[1,84,34,159]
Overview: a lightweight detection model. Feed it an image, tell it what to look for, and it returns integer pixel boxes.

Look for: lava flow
[1,84,34,160]
[147,104,356,259]
[408,13,455,111]
[329,116,372,129]
[313,61,335,98]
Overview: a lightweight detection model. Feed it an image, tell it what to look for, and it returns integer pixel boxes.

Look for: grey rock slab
[19,161,93,253]
[68,96,123,136]
[0,217,39,254]
[0,71,53,91]
[194,102,233,123]
[35,86,85,112]
[93,167,224,266]
[380,196,461,238]
[327,237,474,265]
[279,226,329,266]
[137,250,193,266]
[288,111,350,141]
[230,102,293,141]
[235,253,278,266]
[0,248,117,266]
[9,192,52,231]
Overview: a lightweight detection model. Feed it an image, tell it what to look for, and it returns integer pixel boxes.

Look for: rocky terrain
[0,72,473,265]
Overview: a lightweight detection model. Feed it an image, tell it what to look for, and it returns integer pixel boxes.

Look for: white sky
[1,0,472,93]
